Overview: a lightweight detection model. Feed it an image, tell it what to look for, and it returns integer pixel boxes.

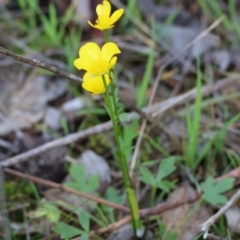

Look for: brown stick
[140,192,201,217]
[0,121,113,167]
[4,167,202,218]
[0,47,82,82]
[4,168,129,213]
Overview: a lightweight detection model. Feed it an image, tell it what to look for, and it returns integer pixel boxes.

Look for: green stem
[102,75,129,187]
[103,30,108,43]
[150,187,157,207]
[102,75,143,237]
[109,79,121,126]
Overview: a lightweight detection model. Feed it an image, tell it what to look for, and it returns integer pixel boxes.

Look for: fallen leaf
[0,76,67,136]
[162,184,210,240]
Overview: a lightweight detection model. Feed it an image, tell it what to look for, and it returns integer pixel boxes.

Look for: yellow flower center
[96,18,109,27]
[88,59,110,75]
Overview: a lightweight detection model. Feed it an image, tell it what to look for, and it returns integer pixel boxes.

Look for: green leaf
[105,187,123,204]
[156,157,176,181]
[78,209,90,232]
[157,180,174,192]
[103,187,123,212]
[122,119,138,159]
[157,222,178,240]
[87,175,99,193]
[64,164,99,194]
[201,177,234,205]
[141,157,176,192]
[137,38,155,108]
[123,119,138,143]
[52,222,83,239]
[140,167,156,186]
[214,178,235,193]
[119,113,130,123]
[65,165,86,192]
[80,233,89,240]
[34,202,60,223]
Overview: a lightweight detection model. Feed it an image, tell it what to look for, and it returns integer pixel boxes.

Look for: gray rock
[61,97,86,113]
[44,107,61,130]
[107,224,155,240]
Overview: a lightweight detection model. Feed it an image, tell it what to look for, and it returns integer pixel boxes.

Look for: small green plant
[156,221,178,240]
[34,201,61,223]
[102,187,124,222]
[52,209,90,240]
[141,157,177,192]
[183,58,202,170]
[196,112,240,167]
[141,156,178,206]
[52,221,84,239]
[50,163,99,239]
[17,0,38,33]
[64,27,83,71]
[17,0,82,65]
[198,0,240,43]
[64,163,99,193]
[136,19,156,108]
[200,177,234,205]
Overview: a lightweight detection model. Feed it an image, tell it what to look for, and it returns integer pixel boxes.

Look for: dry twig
[0,46,82,82]
[4,167,202,218]
[4,168,129,213]
[204,233,228,240]
[0,121,113,167]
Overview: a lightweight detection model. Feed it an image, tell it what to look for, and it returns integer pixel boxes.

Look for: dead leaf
[225,205,240,234]
[212,50,232,71]
[162,184,210,240]
[15,133,67,184]
[159,25,219,58]
[0,76,67,136]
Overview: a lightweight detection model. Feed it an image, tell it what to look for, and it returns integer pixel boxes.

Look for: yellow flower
[74,42,121,76]
[82,72,111,94]
[88,0,124,31]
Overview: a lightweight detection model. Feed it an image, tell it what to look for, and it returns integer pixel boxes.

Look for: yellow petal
[82,72,111,94]
[73,58,92,71]
[79,42,101,61]
[102,42,121,62]
[98,25,114,31]
[96,0,111,18]
[109,56,117,68]
[88,21,96,28]
[88,21,106,30]
[109,8,124,25]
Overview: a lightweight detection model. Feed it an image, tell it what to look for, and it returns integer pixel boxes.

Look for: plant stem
[102,75,143,237]
[103,31,108,43]
[102,75,129,188]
